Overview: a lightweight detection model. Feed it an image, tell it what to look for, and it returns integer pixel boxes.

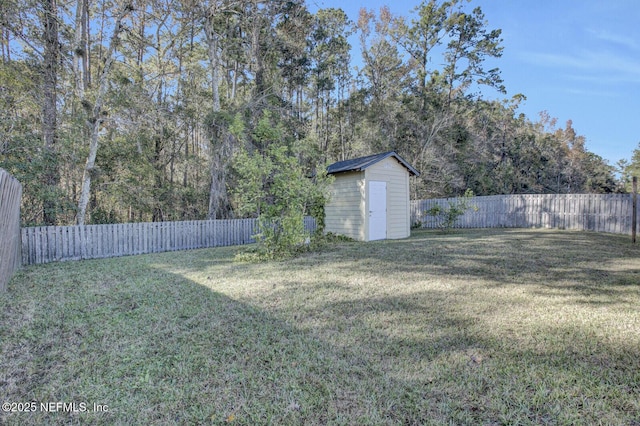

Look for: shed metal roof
[327,151,420,177]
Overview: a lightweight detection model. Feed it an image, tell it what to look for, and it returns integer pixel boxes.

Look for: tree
[41,0,60,224]
[389,0,451,98]
[231,110,332,259]
[76,2,132,225]
[354,7,409,157]
[0,0,63,224]
[583,152,618,194]
[310,8,351,156]
[623,143,640,192]
[442,6,505,105]
[188,0,232,219]
[275,1,313,119]
[0,0,625,229]
[363,0,504,198]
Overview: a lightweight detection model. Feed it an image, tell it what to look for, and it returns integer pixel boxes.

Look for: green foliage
[622,142,640,192]
[252,110,284,149]
[426,189,477,232]
[0,0,626,227]
[232,112,333,260]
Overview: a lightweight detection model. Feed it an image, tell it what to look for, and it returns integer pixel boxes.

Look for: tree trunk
[203,8,231,219]
[72,0,88,99]
[76,4,131,225]
[207,133,234,220]
[250,10,265,98]
[203,14,221,112]
[42,0,59,225]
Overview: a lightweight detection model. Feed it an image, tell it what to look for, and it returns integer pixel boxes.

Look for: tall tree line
[0,0,622,226]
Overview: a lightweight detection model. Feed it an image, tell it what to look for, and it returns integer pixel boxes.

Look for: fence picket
[411,194,635,236]
[19,217,317,265]
[95,225,101,258]
[34,228,41,264]
[17,193,638,268]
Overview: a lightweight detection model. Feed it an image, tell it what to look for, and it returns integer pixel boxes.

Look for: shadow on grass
[2,256,472,425]
[317,229,640,306]
[1,229,639,425]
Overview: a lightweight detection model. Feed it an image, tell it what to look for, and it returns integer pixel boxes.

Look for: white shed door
[368,181,387,241]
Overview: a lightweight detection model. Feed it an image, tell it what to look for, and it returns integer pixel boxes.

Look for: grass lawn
[1,228,639,425]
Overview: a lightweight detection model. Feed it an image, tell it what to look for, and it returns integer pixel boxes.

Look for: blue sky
[307,0,640,166]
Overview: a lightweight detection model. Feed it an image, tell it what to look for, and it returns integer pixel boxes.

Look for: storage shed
[325,151,420,241]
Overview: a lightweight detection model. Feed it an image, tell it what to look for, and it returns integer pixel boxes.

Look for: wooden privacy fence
[22,216,317,266]
[0,168,23,291]
[411,193,640,235]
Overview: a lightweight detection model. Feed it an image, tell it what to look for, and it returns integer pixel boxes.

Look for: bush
[231,111,333,261]
[425,189,478,232]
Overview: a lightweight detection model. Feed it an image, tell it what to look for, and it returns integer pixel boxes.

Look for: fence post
[0,169,23,291]
[633,177,637,244]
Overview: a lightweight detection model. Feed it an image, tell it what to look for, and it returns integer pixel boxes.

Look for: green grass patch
[1,229,639,425]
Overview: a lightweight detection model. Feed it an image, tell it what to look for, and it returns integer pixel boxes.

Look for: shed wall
[365,158,411,239]
[325,171,365,240]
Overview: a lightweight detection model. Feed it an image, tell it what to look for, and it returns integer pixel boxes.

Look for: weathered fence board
[0,168,23,291]
[411,194,640,236]
[21,216,317,266]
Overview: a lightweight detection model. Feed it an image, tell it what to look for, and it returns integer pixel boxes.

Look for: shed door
[368,181,387,241]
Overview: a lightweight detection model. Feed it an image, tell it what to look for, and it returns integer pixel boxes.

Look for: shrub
[231,111,333,261]
[425,189,478,232]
